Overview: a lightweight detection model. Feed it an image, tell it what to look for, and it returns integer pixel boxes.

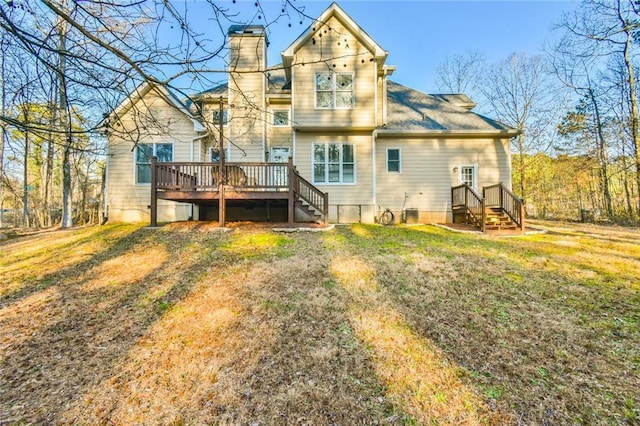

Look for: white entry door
[270,147,290,163]
[270,147,290,187]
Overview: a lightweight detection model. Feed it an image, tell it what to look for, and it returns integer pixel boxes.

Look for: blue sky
[179,0,578,93]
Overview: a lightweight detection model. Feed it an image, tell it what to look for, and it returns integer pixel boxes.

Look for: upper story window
[135,142,173,184]
[387,148,401,173]
[212,109,228,125]
[273,110,289,126]
[315,72,354,109]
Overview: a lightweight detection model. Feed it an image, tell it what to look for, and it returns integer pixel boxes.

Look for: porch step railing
[483,183,525,231]
[451,182,525,232]
[291,165,329,225]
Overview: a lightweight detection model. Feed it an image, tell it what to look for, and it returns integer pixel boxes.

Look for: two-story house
[103,2,521,228]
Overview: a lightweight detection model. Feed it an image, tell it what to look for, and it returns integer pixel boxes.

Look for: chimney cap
[228,25,266,36]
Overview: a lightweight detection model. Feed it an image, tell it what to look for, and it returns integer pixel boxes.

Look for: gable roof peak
[281,2,387,70]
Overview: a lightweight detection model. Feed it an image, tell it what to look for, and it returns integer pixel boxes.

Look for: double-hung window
[387,148,401,173]
[313,143,355,184]
[135,143,173,184]
[315,73,354,109]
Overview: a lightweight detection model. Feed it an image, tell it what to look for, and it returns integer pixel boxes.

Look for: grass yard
[0,221,638,424]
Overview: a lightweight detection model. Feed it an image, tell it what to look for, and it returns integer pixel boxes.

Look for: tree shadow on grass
[333,224,640,424]
[0,225,234,423]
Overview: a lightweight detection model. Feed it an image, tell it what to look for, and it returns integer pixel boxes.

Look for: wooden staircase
[452,183,525,233]
[294,200,323,223]
[483,207,518,231]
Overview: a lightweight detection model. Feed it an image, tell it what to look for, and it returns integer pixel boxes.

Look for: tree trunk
[58,11,73,229]
[23,131,30,227]
[618,1,640,216]
[589,89,614,221]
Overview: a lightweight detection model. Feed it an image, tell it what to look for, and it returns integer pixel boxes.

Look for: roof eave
[374,128,522,138]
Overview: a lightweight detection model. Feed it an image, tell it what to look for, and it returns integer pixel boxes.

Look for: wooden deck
[149,157,328,227]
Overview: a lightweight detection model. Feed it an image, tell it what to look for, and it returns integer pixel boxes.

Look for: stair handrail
[289,160,328,224]
[484,182,525,231]
[452,183,484,229]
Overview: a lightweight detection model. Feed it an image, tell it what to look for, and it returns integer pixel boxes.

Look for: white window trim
[459,164,478,191]
[314,72,355,110]
[270,146,291,162]
[211,109,229,127]
[272,109,290,127]
[133,142,174,186]
[386,148,401,173]
[209,145,230,163]
[312,142,357,185]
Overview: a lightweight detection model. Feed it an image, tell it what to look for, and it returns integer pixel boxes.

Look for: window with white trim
[315,73,354,109]
[273,110,289,126]
[387,148,401,173]
[210,145,230,162]
[460,165,477,190]
[212,109,228,125]
[313,143,355,184]
[135,143,173,184]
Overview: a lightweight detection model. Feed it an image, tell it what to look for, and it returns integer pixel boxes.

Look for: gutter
[374,128,522,138]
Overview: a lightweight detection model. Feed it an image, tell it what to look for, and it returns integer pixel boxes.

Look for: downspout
[374,60,378,126]
[291,63,296,161]
[372,129,378,217]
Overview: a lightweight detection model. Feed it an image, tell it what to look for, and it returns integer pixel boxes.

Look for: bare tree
[555,0,640,216]
[479,53,565,200]
[435,50,486,97]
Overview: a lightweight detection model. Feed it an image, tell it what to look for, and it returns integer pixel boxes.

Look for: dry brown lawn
[0,220,638,424]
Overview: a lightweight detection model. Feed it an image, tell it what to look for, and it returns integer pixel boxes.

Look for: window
[315,73,354,109]
[212,109,227,125]
[460,165,477,190]
[210,145,230,162]
[273,110,289,126]
[387,148,401,173]
[312,143,355,184]
[135,143,173,184]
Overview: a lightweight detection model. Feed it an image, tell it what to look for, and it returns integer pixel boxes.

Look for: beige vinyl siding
[375,137,512,222]
[266,105,293,155]
[106,90,197,222]
[295,131,374,222]
[291,16,377,129]
[229,32,266,162]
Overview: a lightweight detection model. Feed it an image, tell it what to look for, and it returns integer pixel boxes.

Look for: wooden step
[294,200,322,223]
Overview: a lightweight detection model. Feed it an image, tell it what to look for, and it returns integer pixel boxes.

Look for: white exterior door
[270,147,290,187]
[270,147,290,163]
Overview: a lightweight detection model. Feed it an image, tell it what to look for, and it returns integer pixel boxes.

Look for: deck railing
[483,183,525,231]
[150,157,329,226]
[154,161,290,191]
[451,183,485,230]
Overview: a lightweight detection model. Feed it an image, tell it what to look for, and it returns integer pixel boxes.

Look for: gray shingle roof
[386,81,512,132]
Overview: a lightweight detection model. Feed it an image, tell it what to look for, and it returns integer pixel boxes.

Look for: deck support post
[323,193,329,225]
[219,185,226,227]
[150,156,158,227]
[287,157,294,227]
[481,187,486,233]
